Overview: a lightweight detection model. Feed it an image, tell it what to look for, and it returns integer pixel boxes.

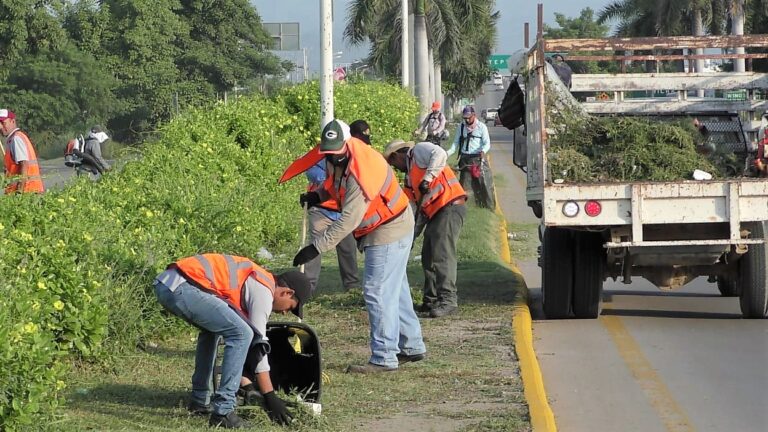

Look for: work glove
[293,244,320,266]
[418,180,431,196]
[299,192,321,208]
[263,391,292,425]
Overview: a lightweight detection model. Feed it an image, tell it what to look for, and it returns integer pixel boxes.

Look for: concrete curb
[495,200,557,432]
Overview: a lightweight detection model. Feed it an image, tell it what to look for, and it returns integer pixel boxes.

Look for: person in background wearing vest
[384,140,467,318]
[153,254,311,429]
[304,159,361,292]
[349,119,372,145]
[447,105,496,209]
[414,101,447,144]
[292,119,427,373]
[0,109,44,194]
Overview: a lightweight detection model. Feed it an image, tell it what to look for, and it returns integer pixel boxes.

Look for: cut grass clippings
[56,205,530,432]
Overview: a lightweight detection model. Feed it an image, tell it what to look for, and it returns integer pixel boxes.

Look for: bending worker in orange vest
[154,254,311,428]
[384,140,467,318]
[291,119,427,373]
[0,109,44,194]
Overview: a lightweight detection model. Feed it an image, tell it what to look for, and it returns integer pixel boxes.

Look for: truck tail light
[562,201,579,217]
[585,200,602,217]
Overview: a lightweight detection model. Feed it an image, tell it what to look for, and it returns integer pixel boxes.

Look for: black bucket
[213,321,322,403]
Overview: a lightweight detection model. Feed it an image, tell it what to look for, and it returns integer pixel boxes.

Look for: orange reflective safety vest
[324,137,410,238]
[4,130,44,194]
[170,254,276,318]
[407,160,466,219]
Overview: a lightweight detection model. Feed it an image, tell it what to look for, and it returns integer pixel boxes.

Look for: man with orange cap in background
[415,101,447,145]
[0,109,44,194]
[291,119,427,373]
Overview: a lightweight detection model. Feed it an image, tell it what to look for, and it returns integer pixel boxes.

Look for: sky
[250,0,615,73]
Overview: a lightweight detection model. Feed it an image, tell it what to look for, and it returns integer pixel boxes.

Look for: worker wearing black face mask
[349,119,372,145]
[446,105,496,209]
[292,119,427,374]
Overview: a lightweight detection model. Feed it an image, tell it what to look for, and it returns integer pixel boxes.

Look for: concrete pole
[320,0,334,129]
[401,0,410,88]
[414,1,430,114]
[408,12,415,95]
[428,47,435,105]
[732,0,746,73]
[434,65,443,108]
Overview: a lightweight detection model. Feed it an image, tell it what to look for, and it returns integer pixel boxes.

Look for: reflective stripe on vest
[4,130,44,194]
[171,254,276,317]
[407,162,467,219]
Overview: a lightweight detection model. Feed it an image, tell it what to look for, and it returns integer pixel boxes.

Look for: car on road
[484,108,498,123]
[492,72,504,90]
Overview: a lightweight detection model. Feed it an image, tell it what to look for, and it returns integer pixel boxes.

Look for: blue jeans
[154,281,253,415]
[363,232,427,368]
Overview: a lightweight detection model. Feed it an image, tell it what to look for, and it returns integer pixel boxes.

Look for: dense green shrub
[0,81,418,430]
[278,80,421,150]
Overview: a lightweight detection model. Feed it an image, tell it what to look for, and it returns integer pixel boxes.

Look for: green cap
[319,119,351,154]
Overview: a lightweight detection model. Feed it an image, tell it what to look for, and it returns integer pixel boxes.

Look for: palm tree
[344,0,497,110]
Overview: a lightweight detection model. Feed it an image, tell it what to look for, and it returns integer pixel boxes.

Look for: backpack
[64,134,85,167]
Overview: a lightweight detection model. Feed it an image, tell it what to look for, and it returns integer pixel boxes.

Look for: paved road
[476,81,768,432]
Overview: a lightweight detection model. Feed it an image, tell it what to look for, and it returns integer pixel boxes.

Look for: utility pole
[320,0,334,129]
[401,0,409,89]
[303,47,309,81]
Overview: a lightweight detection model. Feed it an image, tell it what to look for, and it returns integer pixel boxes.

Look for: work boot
[397,352,427,364]
[413,302,432,313]
[429,304,458,318]
[187,401,212,416]
[345,362,397,374]
[209,411,249,429]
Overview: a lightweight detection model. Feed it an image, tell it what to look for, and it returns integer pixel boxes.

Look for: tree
[544,8,618,74]
[0,44,119,154]
[344,0,498,104]
[174,0,285,94]
[0,0,68,78]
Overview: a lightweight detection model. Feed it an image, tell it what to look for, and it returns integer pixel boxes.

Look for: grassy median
[57,205,530,432]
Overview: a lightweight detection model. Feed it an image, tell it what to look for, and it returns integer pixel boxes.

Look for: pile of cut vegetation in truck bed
[546,108,741,183]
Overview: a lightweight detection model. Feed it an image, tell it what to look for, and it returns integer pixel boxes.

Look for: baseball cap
[319,119,351,154]
[0,109,15,121]
[462,106,475,117]
[383,139,415,160]
[277,270,312,319]
[431,101,441,110]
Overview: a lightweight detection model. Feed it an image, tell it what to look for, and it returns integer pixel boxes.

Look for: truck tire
[572,231,605,319]
[542,227,573,319]
[716,277,739,297]
[739,222,768,318]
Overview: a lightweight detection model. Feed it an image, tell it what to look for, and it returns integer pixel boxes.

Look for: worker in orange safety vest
[288,119,427,374]
[154,254,311,428]
[384,139,467,318]
[0,109,44,194]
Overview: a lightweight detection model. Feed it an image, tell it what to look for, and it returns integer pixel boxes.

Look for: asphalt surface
[477,81,768,432]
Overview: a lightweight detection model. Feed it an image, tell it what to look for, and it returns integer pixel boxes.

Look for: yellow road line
[600,312,695,432]
[494,185,556,432]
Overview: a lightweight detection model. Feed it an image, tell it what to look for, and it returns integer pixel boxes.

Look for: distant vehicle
[493,72,504,90]
[484,108,498,123]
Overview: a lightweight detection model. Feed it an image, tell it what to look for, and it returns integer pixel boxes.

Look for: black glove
[263,390,292,425]
[418,180,431,195]
[293,244,320,266]
[299,192,321,208]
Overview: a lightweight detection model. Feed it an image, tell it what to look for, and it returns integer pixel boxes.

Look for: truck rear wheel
[542,227,573,319]
[572,231,605,319]
[739,222,768,318]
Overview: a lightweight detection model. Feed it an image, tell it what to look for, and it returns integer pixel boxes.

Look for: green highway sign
[488,54,510,71]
